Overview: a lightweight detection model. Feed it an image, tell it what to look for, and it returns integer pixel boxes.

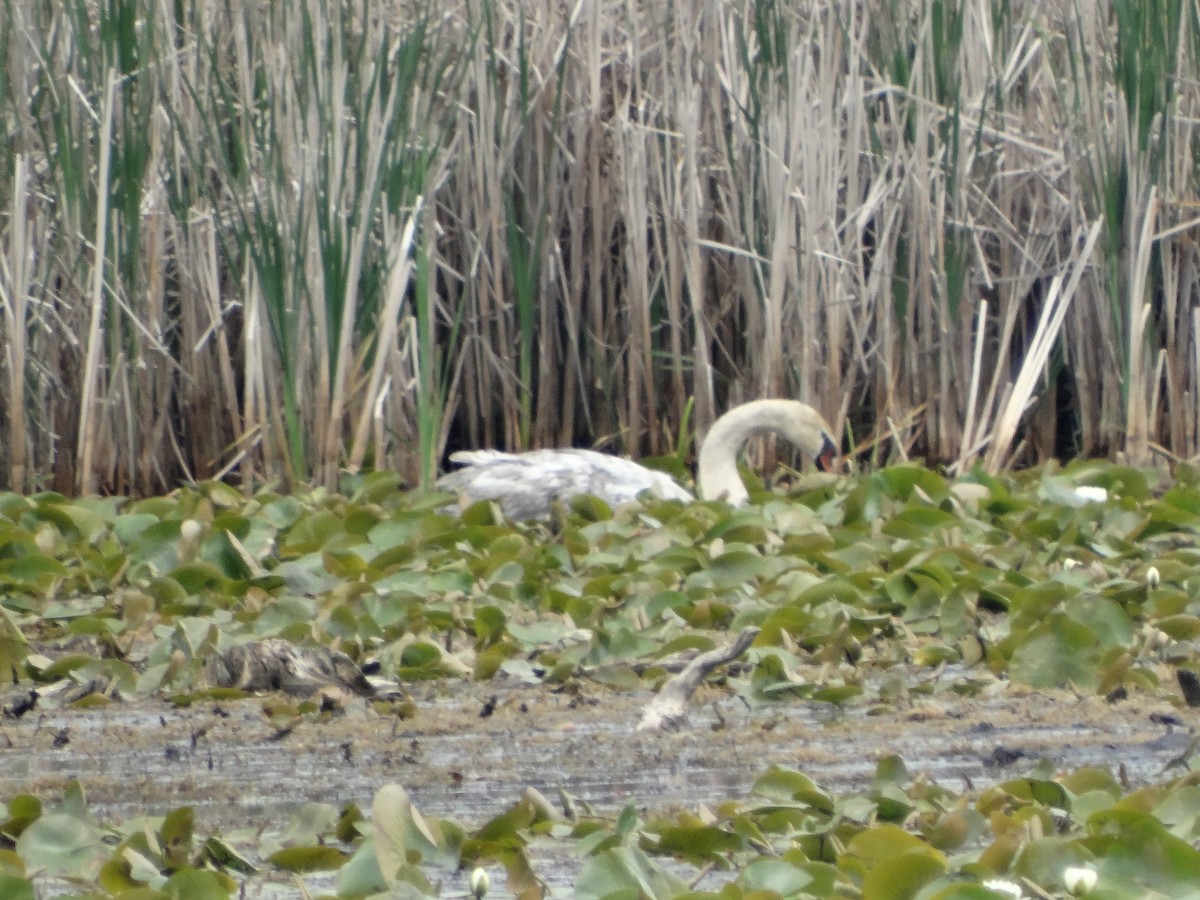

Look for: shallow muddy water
[1,674,1192,897]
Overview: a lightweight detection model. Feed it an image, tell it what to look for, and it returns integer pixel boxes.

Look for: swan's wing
[436,448,691,519]
[447,449,519,465]
[560,451,693,505]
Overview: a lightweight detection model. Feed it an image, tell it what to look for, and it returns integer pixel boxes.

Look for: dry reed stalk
[5,0,1200,492]
[826,8,867,430]
[759,101,794,403]
[656,102,689,431]
[133,120,172,495]
[0,156,31,490]
[680,117,716,435]
[617,114,655,454]
[1194,309,1200,454]
[305,1,340,486]
[186,213,243,454]
[348,200,423,472]
[321,65,400,487]
[1125,188,1159,466]
[76,70,118,496]
[240,262,268,488]
[462,38,514,451]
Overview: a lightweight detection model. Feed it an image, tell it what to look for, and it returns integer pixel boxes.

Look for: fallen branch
[636,626,760,733]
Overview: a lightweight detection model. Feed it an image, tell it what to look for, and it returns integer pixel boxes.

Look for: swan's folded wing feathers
[436,448,691,518]
[447,449,521,465]
[563,451,692,504]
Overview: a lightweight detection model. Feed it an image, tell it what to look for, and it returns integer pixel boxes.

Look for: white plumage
[438,449,692,520]
[436,399,838,520]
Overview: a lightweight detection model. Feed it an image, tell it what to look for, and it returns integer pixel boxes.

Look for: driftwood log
[636,626,760,733]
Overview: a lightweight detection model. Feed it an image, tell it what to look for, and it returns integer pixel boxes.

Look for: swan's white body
[436,399,838,519]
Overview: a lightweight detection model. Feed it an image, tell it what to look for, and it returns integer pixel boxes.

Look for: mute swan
[436,399,838,519]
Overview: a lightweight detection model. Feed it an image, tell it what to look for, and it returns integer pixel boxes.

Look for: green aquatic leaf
[0,796,41,841]
[161,867,235,898]
[335,835,389,896]
[873,755,909,789]
[398,641,444,672]
[574,845,690,899]
[280,510,347,554]
[738,857,816,894]
[1009,615,1101,689]
[169,561,233,593]
[1088,809,1200,893]
[587,665,641,690]
[646,823,742,863]
[0,875,33,900]
[859,849,947,900]
[846,822,941,862]
[696,548,769,589]
[199,530,259,579]
[472,794,538,843]
[199,836,257,875]
[811,683,862,705]
[876,466,951,502]
[592,624,657,662]
[371,783,437,884]
[350,470,405,504]
[7,553,68,588]
[882,506,960,540]
[1064,595,1133,649]
[1153,614,1200,640]
[14,811,102,879]
[27,498,108,544]
[276,802,339,848]
[704,515,769,545]
[998,777,1070,809]
[267,845,348,872]
[261,495,305,530]
[751,767,834,811]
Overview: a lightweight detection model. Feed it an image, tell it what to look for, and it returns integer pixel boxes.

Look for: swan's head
[774,401,839,472]
[698,399,841,503]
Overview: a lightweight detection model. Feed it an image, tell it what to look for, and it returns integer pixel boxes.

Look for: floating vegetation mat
[1,460,1199,897]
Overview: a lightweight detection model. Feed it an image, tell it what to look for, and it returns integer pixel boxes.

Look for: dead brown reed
[2,0,1200,495]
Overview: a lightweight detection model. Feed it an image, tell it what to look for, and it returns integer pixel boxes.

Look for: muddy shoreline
[2,676,1192,896]
[4,677,1189,824]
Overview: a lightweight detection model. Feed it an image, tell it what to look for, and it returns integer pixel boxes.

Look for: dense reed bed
[1,0,1198,495]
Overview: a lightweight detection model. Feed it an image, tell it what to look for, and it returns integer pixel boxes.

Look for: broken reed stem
[636,626,760,733]
[984,219,1105,473]
[956,298,988,474]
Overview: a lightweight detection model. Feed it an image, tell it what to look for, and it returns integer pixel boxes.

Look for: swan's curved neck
[696,399,831,504]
